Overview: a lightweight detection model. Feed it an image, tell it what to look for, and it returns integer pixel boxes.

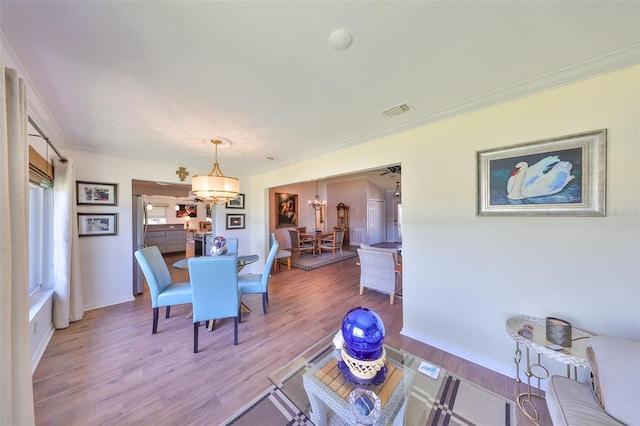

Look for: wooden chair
[318,229,345,258]
[288,229,315,259]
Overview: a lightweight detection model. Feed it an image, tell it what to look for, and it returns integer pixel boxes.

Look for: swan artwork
[507,155,575,200]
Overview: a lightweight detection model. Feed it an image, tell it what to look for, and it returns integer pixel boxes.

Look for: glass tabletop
[269,332,447,425]
[173,254,259,270]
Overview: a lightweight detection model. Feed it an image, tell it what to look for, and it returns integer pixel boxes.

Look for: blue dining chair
[134,246,192,334]
[270,233,291,273]
[225,238,238,254]
[188,255,241,352]
[238,241,279,315]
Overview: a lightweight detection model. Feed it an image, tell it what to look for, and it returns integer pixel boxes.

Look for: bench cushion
[545,376,623,426]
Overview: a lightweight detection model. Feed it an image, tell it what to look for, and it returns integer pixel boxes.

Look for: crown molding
[287,43,640,168]
[1,31,67,148]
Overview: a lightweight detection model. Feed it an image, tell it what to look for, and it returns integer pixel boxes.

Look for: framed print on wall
[78,213,118,236]
[226,193,245,209]
[76,181,118,206]
[477,129,606,216]
[276,193,298,228]
[176,204,197,218]
[226,214,245,230]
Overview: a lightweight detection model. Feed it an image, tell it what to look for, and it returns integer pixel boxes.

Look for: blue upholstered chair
[204,236,238,255]
[238,241,279,315]
[225,238,238,254]
[188,255,242,352]
[270,233,291,273]
[134,246,192,334]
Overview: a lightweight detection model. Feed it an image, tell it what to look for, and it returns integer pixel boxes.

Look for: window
[29,183,53,295]
[146,205,167,225]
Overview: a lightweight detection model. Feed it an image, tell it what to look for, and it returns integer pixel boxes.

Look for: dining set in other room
[287,226,345,259]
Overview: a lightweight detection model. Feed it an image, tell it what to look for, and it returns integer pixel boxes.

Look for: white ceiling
[2,1,639,191]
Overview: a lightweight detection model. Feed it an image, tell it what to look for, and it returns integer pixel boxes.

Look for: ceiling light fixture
[394,182,401,198]
[192,139,240,205]
[310,181,325,210]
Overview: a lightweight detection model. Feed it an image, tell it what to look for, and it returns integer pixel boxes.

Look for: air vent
[381,103,411,118]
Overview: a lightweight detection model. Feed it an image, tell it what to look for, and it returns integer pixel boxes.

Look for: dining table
[299,232,331,255]
[173,254,259,330]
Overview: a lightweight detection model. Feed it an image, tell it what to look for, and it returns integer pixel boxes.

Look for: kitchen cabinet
[144,228,186,254]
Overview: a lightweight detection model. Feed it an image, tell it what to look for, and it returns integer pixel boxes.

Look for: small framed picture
[78,213,118,236]
[176,204,197,218]
[226,193,245,209]
[226,214,245,230]
[76,181,118,206]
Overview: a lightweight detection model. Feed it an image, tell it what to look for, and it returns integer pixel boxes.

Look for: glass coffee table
[269,332,446,425]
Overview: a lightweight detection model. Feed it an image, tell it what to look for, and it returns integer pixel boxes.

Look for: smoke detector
[330,29,353,50]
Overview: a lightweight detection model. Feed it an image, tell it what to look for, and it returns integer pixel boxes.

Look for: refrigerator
[132,195,146,295]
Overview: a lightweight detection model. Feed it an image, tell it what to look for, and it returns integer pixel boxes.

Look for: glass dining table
[172,254,259,330]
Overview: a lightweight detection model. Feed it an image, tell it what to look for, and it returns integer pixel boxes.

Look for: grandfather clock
[336,203,350,245]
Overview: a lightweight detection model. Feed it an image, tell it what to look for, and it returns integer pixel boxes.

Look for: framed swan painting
[477,129,606,216]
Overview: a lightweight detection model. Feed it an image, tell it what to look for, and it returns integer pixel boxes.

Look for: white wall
[250,66,640,379]
[70,150,253,310]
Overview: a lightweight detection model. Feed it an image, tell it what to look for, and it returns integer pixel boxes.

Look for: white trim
[82,295,135,312]
[400,326,514,380]
[284,43,640,167]
[1,32,66,144]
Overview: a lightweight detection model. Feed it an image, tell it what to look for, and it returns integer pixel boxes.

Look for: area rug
[224,349,517,426]
[222,385,313,426]
[288,249,358,271]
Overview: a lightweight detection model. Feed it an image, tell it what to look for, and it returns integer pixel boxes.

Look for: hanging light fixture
[310,180,324,210]
[192,139,240,205]
[394,181,401,198]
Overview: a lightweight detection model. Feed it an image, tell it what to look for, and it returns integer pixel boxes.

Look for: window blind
[29,145,53,187]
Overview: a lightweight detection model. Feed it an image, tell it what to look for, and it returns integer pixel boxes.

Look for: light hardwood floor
[33,252,551,425]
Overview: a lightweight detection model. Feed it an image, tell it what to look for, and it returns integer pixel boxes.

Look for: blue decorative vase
[210,236,227,256]
[341,307,385,361]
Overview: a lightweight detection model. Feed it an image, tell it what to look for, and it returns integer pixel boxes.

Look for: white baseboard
[400,326,514,380]
[31,324,55,374]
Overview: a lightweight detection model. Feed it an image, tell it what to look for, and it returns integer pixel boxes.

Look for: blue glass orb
[341,307,385,361]
[210,236,227,256]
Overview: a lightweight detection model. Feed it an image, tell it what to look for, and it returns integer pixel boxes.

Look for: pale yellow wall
[250,65,640,378]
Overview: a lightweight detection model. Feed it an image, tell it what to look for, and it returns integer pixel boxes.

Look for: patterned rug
[224,355,517,426]
[287,249,357,271]
[223,386,313,426]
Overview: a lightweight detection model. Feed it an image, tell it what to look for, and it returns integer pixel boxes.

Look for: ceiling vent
[381,103,411,118]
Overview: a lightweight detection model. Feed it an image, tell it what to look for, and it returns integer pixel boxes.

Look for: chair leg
[238,305,242,323]
[193,322,199,353]
[233,317,238,345]
[390,293,395,305]
[262,293,268,314]
[165,306,171,318]
[359,286,364,295]
[287,257,291,270]
[152,307,159,334]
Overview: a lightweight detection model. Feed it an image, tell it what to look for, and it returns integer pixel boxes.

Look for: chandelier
[191,139,240,205]
[310,181,324,210]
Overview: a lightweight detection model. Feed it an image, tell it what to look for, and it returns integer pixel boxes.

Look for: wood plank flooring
[33,252,551,425]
